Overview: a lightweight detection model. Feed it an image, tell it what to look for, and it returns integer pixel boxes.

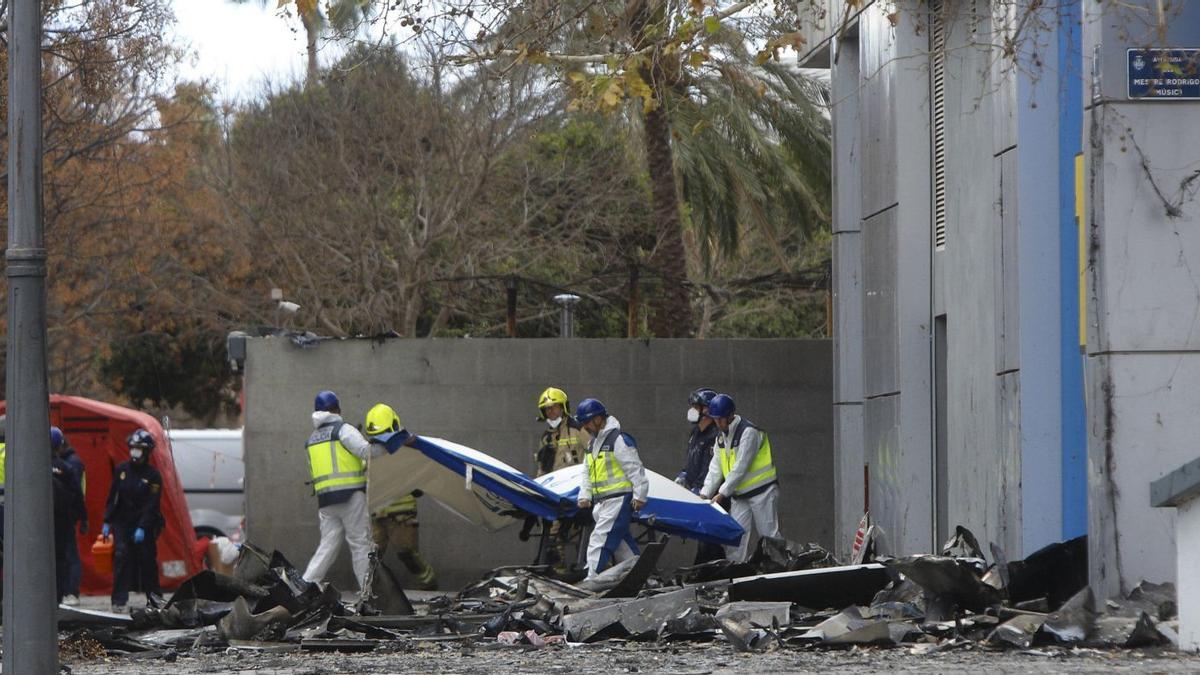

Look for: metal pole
[5,0,59,668]
[627,264,639,338]
[553,294,580,339]
[505,277,517,338]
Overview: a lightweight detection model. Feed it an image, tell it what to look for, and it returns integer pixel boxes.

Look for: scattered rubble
[55,527,1186,670]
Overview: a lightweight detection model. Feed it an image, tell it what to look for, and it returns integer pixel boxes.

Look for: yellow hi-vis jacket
[585,429,634,499]
[306,422,366,497]
[379,492,417,517]
[0,443,5,501]
[716,419,777,496]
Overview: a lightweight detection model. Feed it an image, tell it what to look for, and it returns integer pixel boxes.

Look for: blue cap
[50,426,65,450]
[314,390,340,412]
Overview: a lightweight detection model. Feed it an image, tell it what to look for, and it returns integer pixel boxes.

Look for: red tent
[1,395,200,594]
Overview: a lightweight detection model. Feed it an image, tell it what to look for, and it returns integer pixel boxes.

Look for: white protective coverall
[577,416,649,577]
[700,414,782,562]
[302,411,386,589]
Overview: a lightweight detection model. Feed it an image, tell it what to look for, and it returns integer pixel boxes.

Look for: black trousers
[54,515,73,602]
[111,523,158,606]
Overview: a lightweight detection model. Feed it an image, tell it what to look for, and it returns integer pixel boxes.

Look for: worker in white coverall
[700,393,782,562]
[574,398,649,578]
[303,390,387,590]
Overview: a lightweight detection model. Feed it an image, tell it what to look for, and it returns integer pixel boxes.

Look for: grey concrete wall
[831,32,866,562]
[243,338,833,589]
[854,0,934,556]
[1083,0,1200,599]
[940,0,1006,554]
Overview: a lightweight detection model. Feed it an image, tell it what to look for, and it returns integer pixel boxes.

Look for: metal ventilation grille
[931,0,947,250]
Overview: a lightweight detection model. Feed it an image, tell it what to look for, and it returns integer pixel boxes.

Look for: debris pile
[57,528,1182,664]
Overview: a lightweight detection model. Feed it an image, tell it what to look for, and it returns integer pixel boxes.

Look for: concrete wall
[831,31,865,561]
[242,338,834,588]
[1082,0,1200,599]
[857,0,935,557]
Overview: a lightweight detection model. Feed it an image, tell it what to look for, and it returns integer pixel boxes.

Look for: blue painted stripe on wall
[1058,0,1087,540]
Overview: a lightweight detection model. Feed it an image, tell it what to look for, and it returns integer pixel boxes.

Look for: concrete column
[1083,0,1200,599]
[831,32,866,561]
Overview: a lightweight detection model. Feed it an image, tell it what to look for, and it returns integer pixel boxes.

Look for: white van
[168,429,244,540]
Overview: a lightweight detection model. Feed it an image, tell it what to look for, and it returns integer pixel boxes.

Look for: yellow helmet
[364,403,404,435]
[537,387,569,420]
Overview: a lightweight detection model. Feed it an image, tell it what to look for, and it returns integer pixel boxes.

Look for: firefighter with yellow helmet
[364,403,437,590]
[524,387,590,571]
[534,387,589,476]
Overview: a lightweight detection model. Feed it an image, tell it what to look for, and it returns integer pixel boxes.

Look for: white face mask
[686,408,701,423]
[546,417,563,429]
[130,448,144,461]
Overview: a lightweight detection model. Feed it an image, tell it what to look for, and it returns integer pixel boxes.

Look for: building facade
[800,0,1200,598]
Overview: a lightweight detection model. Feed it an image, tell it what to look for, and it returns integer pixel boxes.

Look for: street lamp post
[5,0,60,670]
[553,293,581,338]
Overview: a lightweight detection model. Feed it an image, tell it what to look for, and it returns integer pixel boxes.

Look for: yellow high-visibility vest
[585,429,633,498]
[717,419,777,495]
[305,423,366,495]
[380,493,417,516]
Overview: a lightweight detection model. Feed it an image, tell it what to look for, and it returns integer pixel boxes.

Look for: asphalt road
[64,641,1200,674]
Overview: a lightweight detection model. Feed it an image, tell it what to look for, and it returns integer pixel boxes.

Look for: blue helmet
[314,390,340,412]
[50,426,65,450]
[575,398,608,425]
[707,394,736,419]
[688,388,717,408]
[127,428,156,451]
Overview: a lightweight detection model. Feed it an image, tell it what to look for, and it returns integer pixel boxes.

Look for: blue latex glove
[133,527,145,544]
[101,523,111,538]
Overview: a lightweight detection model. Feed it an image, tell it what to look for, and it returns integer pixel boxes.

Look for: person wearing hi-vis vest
[364,403,438,590]
[302,391,413,590]
[700,394,782,562]
[574,398,649,578]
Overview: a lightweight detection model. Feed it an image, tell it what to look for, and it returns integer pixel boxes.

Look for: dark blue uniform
[59,446,87,598]
[677,423,719,492]
[103,460,163,606]
[677,423,722,564]
[52,456,85,602]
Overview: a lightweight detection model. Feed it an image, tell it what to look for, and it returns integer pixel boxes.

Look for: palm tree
[670,42,831,272]
[478,0,830,336]
[228,0,373,83]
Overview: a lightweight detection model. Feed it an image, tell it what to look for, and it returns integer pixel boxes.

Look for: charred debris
[58,528,1179,662]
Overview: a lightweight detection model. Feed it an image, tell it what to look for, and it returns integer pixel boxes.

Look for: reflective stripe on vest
[306,423,366,495]
[585,429,633,497]
[717,419,776,495]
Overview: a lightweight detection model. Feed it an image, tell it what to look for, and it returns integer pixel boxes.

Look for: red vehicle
[1,395,201,594]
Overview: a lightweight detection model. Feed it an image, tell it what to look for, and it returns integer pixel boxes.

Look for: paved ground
[62,641,1200,674]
